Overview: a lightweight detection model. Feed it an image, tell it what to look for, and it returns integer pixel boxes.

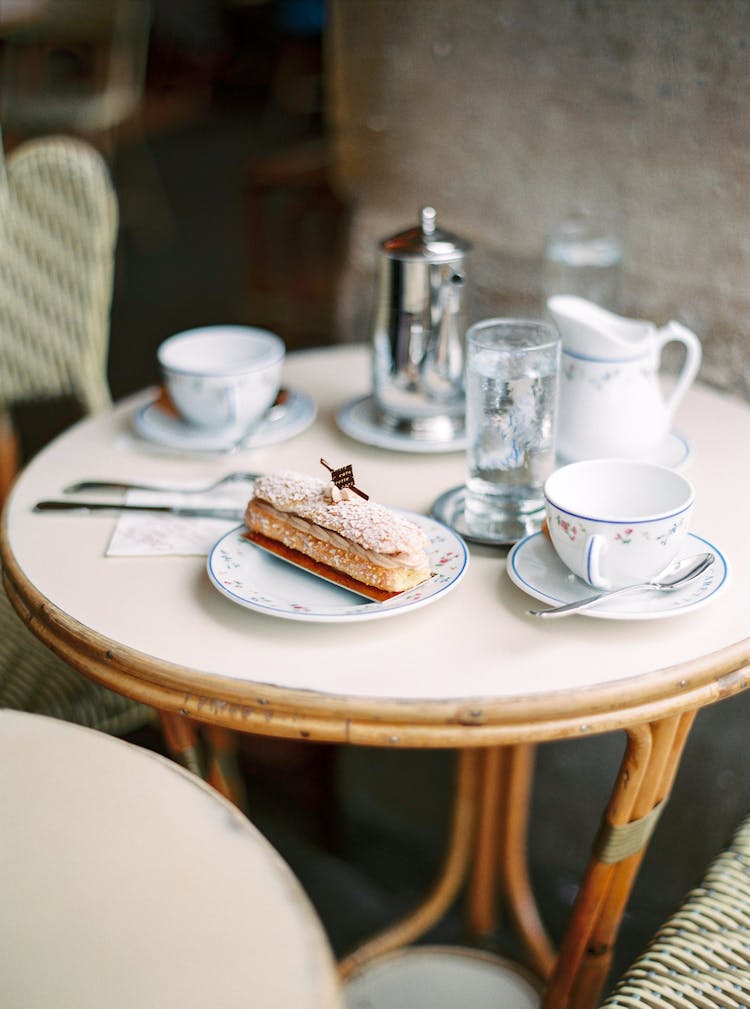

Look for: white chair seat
[0,710,343,1009]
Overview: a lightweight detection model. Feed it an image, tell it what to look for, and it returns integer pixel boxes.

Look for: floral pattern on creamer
[563,358,653,392]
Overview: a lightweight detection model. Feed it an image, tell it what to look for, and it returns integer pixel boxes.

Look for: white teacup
[158,325,285,432]
[544,459,694,590]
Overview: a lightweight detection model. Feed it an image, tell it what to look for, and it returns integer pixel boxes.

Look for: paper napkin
[106,481,255,557]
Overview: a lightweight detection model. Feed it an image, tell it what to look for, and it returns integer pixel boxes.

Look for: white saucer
[207,512,468,623]
[431,485,544,547]
[336,395,467,454]
[506,531,728,620]
[133,390,316,453]
[558,431,691,471]
[649,430,691,469]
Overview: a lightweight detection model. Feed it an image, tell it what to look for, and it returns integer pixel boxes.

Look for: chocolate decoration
[320,458,369,500]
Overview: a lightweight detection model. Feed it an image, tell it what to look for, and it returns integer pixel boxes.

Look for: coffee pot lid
[380,206,471,263]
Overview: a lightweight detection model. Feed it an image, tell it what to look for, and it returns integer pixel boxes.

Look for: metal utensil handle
[33,500,244,520]
[65,480,169,493]
[528,553,714,618]
[34,500,174,514]
[528,584,640,618]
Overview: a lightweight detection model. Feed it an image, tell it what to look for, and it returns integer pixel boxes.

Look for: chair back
[0,134,118,415]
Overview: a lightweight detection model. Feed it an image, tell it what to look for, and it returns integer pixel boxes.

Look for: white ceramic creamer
[548,296,702,461]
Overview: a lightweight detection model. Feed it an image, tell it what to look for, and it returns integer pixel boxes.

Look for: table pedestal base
[344,945,542,1009]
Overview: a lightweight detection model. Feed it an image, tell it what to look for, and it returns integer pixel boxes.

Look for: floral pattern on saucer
[506,531,729,620]
[207,512,468,623]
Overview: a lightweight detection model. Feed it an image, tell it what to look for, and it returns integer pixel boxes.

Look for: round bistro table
[3,344,750,1009]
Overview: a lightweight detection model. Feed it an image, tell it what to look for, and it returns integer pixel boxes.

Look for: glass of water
[542,207,624,311]
[464,318,561,543]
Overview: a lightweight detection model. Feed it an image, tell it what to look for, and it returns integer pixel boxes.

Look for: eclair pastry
[244,472,432,599]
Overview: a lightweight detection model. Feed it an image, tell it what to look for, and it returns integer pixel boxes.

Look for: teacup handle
[584,534,612,590]
[655,321,702,422]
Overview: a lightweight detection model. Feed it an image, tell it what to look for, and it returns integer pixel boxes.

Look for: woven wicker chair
[0,134,152,736]
[601,814,750,1009]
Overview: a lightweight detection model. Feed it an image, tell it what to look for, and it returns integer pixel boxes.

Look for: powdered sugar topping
[252,472,430,556]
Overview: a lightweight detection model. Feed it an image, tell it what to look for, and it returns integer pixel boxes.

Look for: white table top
[0,710,341,1009]
[3,345,749,743]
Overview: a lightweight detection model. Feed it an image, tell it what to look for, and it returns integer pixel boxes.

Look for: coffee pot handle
[655,321,702,421]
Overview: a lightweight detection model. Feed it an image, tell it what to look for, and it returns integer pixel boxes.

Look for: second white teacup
[158,325,285,433]
[544,459,694,590]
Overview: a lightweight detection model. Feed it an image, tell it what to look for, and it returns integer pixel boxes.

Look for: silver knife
[34,500,245,521]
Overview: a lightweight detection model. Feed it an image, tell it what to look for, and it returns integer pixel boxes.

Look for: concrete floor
[11,43,750,1001]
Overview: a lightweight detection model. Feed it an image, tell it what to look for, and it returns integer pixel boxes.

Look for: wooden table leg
[0,410,20,509]
[543,712,696,1009]
[467,746,506,937]
[338,747,480,979]
[158,713,249,812]
[203,725,249,813]
[569,711,695,1008]
[158,710,203,778]
[466,742,556,983]
[500,744,556,980]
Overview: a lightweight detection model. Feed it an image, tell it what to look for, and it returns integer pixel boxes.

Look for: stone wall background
[326,0,750,400]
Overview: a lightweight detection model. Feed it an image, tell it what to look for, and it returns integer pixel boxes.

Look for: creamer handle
[656,321,702,421]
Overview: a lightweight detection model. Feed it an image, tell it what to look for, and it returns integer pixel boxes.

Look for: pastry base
[244,531,405,602]
[243,498,432,599]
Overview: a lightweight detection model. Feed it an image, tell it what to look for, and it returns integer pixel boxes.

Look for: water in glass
[464,320,560,541]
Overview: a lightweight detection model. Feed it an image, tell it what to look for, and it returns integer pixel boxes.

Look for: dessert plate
[337,395,467,454]
[133,389,316,453]
[207,512,468,622]
[506,531,728,620]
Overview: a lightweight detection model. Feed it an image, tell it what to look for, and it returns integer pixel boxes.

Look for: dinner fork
[64,471,261,494]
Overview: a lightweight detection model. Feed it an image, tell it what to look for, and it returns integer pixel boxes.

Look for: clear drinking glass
[464,318,561,542]
[542,208,624,311]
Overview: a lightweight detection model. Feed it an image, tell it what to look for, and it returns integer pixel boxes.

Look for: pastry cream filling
[250,500,429,570]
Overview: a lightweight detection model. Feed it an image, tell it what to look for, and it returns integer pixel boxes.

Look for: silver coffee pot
[371,206,472,442]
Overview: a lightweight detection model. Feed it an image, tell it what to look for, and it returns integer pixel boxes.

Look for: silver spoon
[528,552,715,618]
[64,471,261,495]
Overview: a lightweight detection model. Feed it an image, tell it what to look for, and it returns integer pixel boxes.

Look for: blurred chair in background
[0,0,171,247]
[0,134,153,736]
[0,0,152,156]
